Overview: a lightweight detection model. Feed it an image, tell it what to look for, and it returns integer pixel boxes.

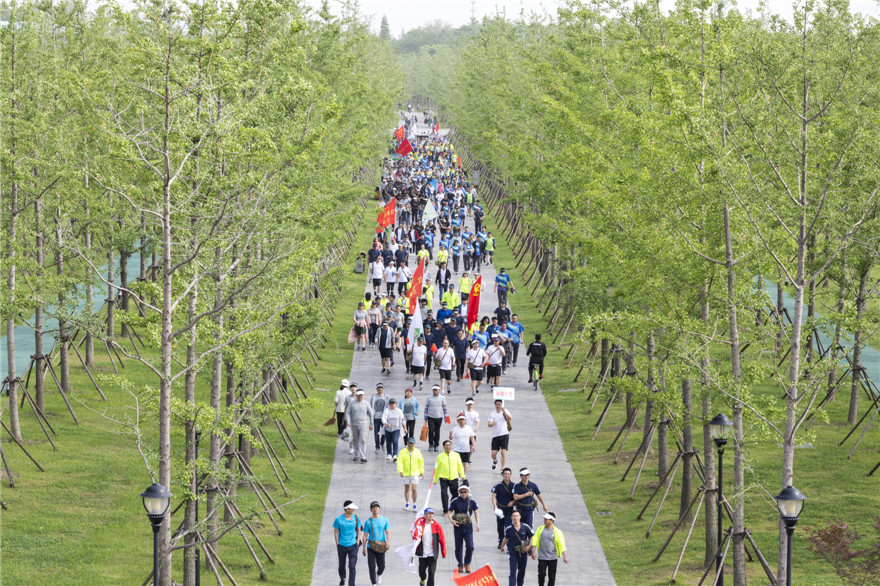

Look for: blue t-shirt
[448,496,478,517]
[362,516,390,545]
[333,514,360,547]
[473,331,489,349]
[495,273,511,291]
[453,336,470,359]
[505,523,534,555]
[513,481,542,508]
[507,321,524,344]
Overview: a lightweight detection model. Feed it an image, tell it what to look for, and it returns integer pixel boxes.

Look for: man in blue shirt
[447,485,480,574]
[507,314,524,367]
[494,268,515,305]
[513,468,548,530]
[437,302,453,323]
[333,500,361,586]
[450,239,462,273]
[361,501,391,586]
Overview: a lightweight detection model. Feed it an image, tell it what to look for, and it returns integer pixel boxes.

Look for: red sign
[407,257,425,314]
[466,276,482,331]
[376,198,396,233]
[453,564,500,585]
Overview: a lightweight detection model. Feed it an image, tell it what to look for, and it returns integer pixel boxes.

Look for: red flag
[466,276,482,331]
[376,198,396,233]
[407,257,425,314]
[434,122,440,133]
[453,564,500,585]
[457,156,462,169]
[394,125,405,140]
[396,138,413,157]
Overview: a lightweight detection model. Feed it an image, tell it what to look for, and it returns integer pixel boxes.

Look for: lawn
[479,211,880,586]
[0,209,380,585]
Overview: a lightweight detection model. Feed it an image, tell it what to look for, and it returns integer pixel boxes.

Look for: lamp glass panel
[145,496,167,514]
[777,498,804,517]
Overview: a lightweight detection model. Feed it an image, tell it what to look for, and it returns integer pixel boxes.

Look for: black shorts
[379,348,393,359]
[469,368,484,381]
[491,435,509,451]
[487,364,502,377]
[372,278,381,287]
[439,369,452,380]
[457,451,471,463]
[411,365,425,374]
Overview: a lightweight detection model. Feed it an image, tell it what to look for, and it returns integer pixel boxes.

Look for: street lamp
[709,412,733,586]
[774,485,806,586]
[141,482,173,586]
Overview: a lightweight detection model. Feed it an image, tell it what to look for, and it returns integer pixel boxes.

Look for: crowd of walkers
[331,117,567,586]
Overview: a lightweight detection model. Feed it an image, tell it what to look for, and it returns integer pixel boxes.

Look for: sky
[306,0,880,36]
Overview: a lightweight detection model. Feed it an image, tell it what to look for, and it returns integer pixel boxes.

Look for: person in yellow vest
[433,440,466,515]
[531,512,568,586]
[442,284,461,313]
[459,272,472,310]
[436,245,449,266]
[424,279,435,310]
[418,244,430,265]
[398,436,425,511]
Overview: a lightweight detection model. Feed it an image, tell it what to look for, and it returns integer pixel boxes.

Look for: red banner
[394,125,405,140]
[376,198,396,233]
[396,138,413,157]
[407,257,425,314]
[466,276,482,331]
[453,564,500,585]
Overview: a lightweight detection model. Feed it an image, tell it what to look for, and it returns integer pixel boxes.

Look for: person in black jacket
[527,334,548,383]
[436,263,452,296]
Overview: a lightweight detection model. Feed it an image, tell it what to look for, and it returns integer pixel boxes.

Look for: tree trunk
[701,284,716,566]
[680,378,694,522]
[224,361,237,525]
[657,365,668,481]
[107,250,115,339]
[120,246,130,338]
[848,266,869,425]
[183,283,198,586]
[644,331,655,444]
[206,278,224,565]
[775,275,785,363]
[55,216,70,396]
[827,254,846,403]
[84,202,94,367]
[625,337,636,421]
[34,201,46,413]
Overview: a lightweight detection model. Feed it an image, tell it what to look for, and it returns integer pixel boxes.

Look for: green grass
[0,214,379,585]
[480,211,880,586]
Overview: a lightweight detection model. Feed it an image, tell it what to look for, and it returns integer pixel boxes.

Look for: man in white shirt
[370,258,385,296]
[411,337,428,391]
[384,262,398,296]
[436,338,456,394]
[487,399,512,471]
[449,414,476,473]
[465,339,487,396]
[485,335,507,389]
[397,262,412,296]
[463,397,480,440]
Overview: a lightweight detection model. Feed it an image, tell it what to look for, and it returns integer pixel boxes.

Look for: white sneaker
[393,456,398,462]
[378,577,383,584]
[349,448,354,454]
[386,454,392,461]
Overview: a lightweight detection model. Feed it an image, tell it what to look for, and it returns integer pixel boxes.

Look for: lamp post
[709,412,733,586]
[774,485,806,586]
[141,482,173,586]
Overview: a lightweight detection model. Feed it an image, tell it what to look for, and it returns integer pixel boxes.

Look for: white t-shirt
[437,347,455,370]
[371,262,384,279]
[488,410,509,438]
[466,347,486,367]
[398,265,412,283]
[411,344,428,367]
[384,265,397,282]
[464,409,479,431]
[451,424,475,452]
[487,345,505,365]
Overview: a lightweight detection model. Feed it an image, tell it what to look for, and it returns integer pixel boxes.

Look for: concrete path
[311,121,615,586]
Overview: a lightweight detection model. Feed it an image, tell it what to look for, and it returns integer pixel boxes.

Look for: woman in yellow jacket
[397,437,424,511]
[531,512,568,586]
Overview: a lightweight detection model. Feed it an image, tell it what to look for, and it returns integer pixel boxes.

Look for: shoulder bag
[367,519,389,553]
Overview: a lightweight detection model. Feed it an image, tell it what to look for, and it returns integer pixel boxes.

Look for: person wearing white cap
[464,339,487,396]
[334,379,351,437]
[345,388,374,463]
[446,484,480,574]
[530,512,568,586]
[513,468,547,529]
[486,335,506,389]
[333,500,361,586]
[463,398,480,438]
[449,413,476,474]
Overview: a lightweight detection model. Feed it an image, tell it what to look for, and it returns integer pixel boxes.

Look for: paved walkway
[312,121,615,586]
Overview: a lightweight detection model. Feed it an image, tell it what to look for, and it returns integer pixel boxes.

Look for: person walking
[465,339,487,395]
[412,508,446,586]
[361,502,390,586]
[368,301,383,348]
[459,272,472,309]
[411,337,428,390]
[493,267,515,305]
[513,468,547,529]
[446,485,480,574]
[370,257,385,297]
[507,314,524,367]
[424,385,449,452]
[346,389,374,463]
[334,379,351,437]
[436,339,455,394]
[486,335,506,389]
[501,510,533,586]
[432,440,466,514]
[449,413,476,474]
[377,321,397,375]
[401,387,419,441]
[531,512,568,586]
[491,467,516,549]
[384,260,398,296]
[487,399,511,470]
[353,302,369,351]
[453,330,469,382]
[382,398,405,462]
[371,383,390,454]
[527,333,548,384]
[398,437,425,512]
[333,500,361,586]
[463,397,480,439]
[343,384,359,455]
